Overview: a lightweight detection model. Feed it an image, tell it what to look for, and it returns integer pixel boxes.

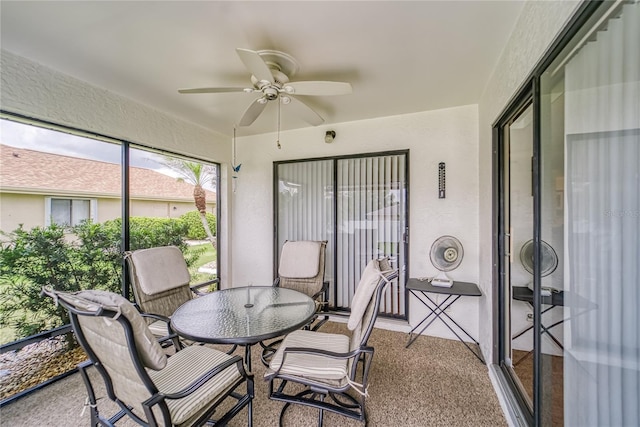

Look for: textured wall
[232,105,481,340]
[0,50,228,161]
[477,1,580,363]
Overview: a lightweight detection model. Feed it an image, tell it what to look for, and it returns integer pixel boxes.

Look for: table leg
[406,298,443,347]
[513,304,564,366]
[245,344,252,372]
[406,291,484,363]
[406,291,452,348]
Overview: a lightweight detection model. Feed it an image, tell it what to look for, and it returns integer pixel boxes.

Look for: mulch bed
[0,337,87,401]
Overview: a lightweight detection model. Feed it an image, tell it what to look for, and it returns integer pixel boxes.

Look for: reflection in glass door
[502,103,535,412]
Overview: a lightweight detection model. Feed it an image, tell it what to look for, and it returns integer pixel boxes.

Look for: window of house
[45,197,96,226]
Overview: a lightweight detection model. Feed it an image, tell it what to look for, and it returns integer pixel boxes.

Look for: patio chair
[41,287,254,427]
[275,240,329,328]
[124,246,212,350]
[261,240,328,364]
[265,257,398,426]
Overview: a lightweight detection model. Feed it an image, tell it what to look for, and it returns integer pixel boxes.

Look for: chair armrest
[189,279,218,296]
[140,313,181,348]
[140,312,171,324]
[311,280,330,304]
[144,355,250,403]
[283,345,372,361]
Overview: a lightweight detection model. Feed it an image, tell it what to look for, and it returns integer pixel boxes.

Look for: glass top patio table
[171,286,316,370]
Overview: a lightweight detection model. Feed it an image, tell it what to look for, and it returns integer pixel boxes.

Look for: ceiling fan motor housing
[263,87,279,100]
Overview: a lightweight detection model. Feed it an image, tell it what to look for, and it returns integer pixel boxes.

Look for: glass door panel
[541,2,640,425]
[505,104,535,410]
[276,160,335,299]
[336,155,407,316]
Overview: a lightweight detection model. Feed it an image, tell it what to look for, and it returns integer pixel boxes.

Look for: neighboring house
[0,144,215,233]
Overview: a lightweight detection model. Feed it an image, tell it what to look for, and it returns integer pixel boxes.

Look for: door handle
[505,228,513,263]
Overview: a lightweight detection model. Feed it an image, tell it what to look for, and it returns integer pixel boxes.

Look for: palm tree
[162,158,217,247]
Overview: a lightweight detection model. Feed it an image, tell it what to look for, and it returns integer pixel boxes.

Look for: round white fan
[429,235,464,287]
[519,239,558,294]
[179,48,352,127]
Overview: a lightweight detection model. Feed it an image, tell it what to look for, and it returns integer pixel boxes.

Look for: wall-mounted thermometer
[438,162,446,199]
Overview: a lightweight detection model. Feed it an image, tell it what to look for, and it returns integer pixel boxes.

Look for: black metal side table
[406,278,484,363]
[512,286,565,348]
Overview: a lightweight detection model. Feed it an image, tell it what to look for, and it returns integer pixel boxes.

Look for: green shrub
[0,217,193,343]
[179,210,217,240]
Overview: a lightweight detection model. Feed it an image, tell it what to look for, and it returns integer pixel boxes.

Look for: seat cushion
[149,345,243,426]
[266,329,349,381]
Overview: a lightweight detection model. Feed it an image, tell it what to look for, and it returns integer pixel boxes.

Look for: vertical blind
[277,160,334,289]
[276,153,407,316]
[336,155,406,316]
[564,2,639,425]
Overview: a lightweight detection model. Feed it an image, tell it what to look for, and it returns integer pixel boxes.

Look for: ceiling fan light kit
[179,48,352,129]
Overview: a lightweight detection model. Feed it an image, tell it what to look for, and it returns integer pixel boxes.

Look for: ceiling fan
[179,48,352,127]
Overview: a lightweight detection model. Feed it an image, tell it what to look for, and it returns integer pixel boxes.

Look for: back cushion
[347,259,383,331]
[278,241,322,278]
[129,246,191,296]
[56,289,167,370]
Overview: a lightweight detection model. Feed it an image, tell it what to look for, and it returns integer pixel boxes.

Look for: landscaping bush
[0,217,195,343]
[179,210,216,240]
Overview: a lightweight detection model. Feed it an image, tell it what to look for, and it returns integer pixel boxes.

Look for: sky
[0,118,178,177]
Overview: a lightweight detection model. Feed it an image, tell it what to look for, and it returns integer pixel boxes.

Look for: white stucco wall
[231,105,481,341]
[477,1,580,363]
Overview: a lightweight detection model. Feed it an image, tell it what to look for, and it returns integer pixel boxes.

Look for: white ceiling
[0,1,524,137]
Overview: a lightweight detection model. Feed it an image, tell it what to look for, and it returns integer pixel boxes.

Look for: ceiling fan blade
[238,98,268,126]
[283,81,352,96]
[178,87,249,94]
[236,48,274,84]
[288,96,324,126]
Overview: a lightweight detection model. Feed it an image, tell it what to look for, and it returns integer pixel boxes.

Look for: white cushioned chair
[264,257,397,426]
[260,240,329,365]
[42,287,254,427]
[275,240,328,317]
[125,246,211,350]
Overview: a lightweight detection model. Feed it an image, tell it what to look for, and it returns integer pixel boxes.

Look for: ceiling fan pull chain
[276,98,282,149]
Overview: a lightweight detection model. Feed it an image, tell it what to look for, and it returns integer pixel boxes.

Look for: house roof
[0,144,215,202]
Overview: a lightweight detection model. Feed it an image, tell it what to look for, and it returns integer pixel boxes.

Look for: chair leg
[317,394,325,427]
[78,362,101,427]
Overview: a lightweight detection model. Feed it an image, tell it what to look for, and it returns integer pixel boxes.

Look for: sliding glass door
[541,2,639,425]
[275,151,408,317]
[495,1,639,425]
[499,101,537,416]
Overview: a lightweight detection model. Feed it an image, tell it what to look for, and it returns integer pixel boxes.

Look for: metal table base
[406,278,484,363]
